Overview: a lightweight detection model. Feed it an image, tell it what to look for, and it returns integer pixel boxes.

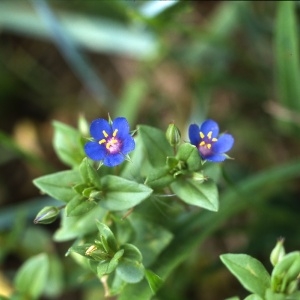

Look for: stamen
[99,139,106,144]
[212,138,218,142]
[113,129,118,137]
[102,130,109,138]
[207,144,211,149]
[105,138,118,150]
[200,132,205,139]
[207,131,213,139]
[200,141,205,146]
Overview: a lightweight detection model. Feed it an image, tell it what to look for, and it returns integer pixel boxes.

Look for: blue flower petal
[121,136,135,154]
[104,153,125,167]
[84,142,107,161]
[205,153,227,162]
[90,119,112,140]
[112,117,130,139]
[212,134,234,153]
[189,124,201,146]
[200,119,219,137]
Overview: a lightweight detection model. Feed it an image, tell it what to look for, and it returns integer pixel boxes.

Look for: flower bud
[286,279,298,295]
[166,123,181,147]
[78,114,89,137]
[270,238,285,266]
[34,206,60,224]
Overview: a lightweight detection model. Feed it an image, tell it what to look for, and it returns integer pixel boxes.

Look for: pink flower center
[99,129,122,154]
[198,130,218,157]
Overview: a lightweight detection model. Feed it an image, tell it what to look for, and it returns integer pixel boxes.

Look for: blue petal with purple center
[188,119,234,162]
[84,117,135,167]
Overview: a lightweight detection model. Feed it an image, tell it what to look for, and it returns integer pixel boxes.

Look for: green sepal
[171,178,219,211]
[82,187,97,198]
[176,143,202,172]
[145,167,174,189]
[96,221,118,254]
[52,121,85,167]
[73,183,87,195]
[66,195,97,217]
[33,170,81,203]
[220,254,271,297]
[68,243,110,261]
[166,156,179,170]
[97,249,124,277]
[99,175,152,211]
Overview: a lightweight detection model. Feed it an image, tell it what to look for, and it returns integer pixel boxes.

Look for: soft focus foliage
[0,1,300,299]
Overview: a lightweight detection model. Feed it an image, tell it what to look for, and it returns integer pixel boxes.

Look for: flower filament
[199,131,218,150]
[99,129,121,153]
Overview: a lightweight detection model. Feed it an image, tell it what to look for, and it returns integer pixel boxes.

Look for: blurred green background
[0,1,300,299]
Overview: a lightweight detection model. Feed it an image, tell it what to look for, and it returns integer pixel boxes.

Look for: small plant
[11,116,234,299]
[220,238,300,300]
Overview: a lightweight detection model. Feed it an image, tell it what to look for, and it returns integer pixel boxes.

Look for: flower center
[99,129,121,154]
[198,131,218,156]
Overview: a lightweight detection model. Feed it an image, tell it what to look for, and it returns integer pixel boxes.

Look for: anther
[207,131,213,139]
[113,129,118,137]
[102,130,109,138]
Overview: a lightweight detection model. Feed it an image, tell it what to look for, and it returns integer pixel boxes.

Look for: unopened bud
[78,114,89,137]
[34,206,60,224]
[286,279,298,295]
[166,123,181,147]
[270,238,285,266]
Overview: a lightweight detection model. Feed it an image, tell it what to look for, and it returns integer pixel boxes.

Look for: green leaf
[129,215,173,266]
[275,1,300,112]
[99,175,153,211]
[54,206,106,241]
[79,158,101,188]
[53,121,85,167]
[14,253,49,299]
[171,178,219,211]
[121,243,143,262]
[145,269,163,294]
[43,254,64,298]
[244,295,263,300]
[66,195,97,217]
[176,143,202,172]
[265,289,285,300]
[115,243,144,283]
[138,125,173,167]
[220,254,271,297]
[116,260,144,283]
[97,249,124,277]
[33,170,81,203]
[96,221,118,253]
[145,167,174,189]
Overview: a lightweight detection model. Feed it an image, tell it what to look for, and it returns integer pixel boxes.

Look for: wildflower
[189,119,234,162]
[84,117,135,167]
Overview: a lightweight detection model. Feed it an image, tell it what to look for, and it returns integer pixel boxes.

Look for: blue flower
[189,119,234,162]
[84,117,135,167]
